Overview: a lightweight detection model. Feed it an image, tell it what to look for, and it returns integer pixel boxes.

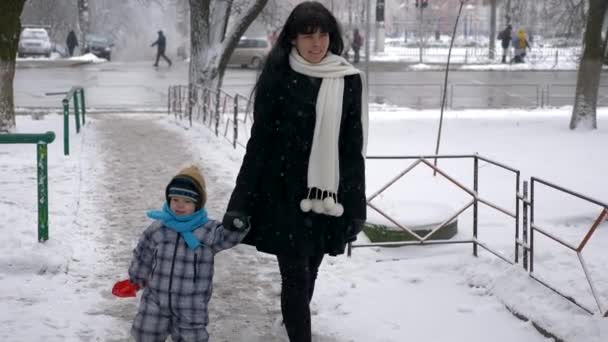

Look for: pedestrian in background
[151,30,172,67]
[512,28,530,63]
[351,28,363,63]
[498,24,512,63]
[225,2,368,341]
[66,30,78,57]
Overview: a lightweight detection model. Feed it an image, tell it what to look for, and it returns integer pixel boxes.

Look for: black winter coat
[151,34,166,52]
[227,67,366,257]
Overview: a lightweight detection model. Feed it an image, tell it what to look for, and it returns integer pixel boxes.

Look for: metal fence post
[529,180,535,273]
[73,91,81,133]
[215,92,221,137]
[515,172,521,264]
[80,88,86,125]
[37,142,50,242]
[188,84,193,127]
[473,155,479,257]
[167,86,171,116]
[63,99,70,156]
[233,96,238,149]
[522,180,529,270]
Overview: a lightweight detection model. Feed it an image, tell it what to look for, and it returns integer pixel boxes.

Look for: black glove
[222,211,250,232]
[346,219,365,243]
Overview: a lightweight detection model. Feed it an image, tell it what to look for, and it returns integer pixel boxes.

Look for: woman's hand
[222,211,250,231]
[346,219,365,242]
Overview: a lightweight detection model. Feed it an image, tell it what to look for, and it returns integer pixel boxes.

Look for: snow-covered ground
[1,107,607,342]
[16,53,107,68]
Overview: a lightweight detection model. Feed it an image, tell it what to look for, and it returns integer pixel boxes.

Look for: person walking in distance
[351,28,363,63]
[498,24,512,64]
[151,30,172,67]
[66,30,78,57]
[224,2,368,341]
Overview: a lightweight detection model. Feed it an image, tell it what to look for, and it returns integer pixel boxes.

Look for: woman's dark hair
[252,1,344,96]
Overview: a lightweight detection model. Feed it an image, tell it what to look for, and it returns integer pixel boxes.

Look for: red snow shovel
[112,279,140,298]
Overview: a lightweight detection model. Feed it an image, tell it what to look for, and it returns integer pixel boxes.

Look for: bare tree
[77,0,90,49]
[188,0,268,94]
[258,0,297,34]
[569,0,608,130]
[0,0,27,133]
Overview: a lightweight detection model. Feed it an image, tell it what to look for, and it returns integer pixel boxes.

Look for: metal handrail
[46,86,86,155]
[0,131,55,242]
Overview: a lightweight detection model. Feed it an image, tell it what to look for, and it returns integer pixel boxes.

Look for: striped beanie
[165,165,207,210]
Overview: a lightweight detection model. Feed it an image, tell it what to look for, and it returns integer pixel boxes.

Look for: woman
[224,2,368,341]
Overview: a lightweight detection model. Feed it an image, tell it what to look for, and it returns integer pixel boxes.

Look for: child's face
[292,29,330,64]
[169,196,196,216]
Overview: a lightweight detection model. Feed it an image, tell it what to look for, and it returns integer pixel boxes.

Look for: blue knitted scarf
[147,203,209,250]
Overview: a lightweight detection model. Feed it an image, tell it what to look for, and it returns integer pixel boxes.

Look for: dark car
[83,33,113,60]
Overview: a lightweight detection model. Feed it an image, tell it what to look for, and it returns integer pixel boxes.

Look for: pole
[63,99,70,156]
[419,5,424,63]
[433,0,467,174]
[365,0,371,90]
[37,142,49,242]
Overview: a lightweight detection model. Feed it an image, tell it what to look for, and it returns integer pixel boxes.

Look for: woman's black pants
[276,254,325,342]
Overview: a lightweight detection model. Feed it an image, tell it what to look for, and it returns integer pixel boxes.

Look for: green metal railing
[0,131,56,242]
[46,86,86,155]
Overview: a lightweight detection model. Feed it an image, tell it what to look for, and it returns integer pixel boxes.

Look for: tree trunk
[188,0,268,113]
[77,0,90,53]
[0,0,27,133]
[569,0,608,130]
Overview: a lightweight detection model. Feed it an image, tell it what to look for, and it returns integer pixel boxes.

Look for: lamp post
[376,0,385,53]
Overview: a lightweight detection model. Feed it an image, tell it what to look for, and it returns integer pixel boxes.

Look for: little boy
[112,165,249,342]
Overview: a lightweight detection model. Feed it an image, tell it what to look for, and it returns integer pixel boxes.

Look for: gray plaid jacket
[128,219,249,326]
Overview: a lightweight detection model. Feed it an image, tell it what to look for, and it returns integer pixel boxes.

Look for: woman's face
[292,29,330,64]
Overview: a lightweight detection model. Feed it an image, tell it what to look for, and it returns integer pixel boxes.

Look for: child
[112,165,249,342]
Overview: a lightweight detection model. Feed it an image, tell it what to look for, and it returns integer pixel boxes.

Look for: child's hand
[112,279,140,298]
[222,211,250,231]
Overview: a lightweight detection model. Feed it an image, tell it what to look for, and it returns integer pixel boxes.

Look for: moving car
[18,28,52,58]
[83,33,114,61]
[229,37,269,69]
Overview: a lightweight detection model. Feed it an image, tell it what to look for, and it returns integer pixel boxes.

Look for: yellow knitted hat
[165,165,207,209]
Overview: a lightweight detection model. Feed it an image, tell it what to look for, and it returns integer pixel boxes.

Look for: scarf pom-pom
[323,197,336,211]
[330,203,344,217]
[300,199,312,212]
[312,199,325,214]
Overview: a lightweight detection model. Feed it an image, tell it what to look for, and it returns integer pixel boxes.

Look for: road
[13,60,606,110]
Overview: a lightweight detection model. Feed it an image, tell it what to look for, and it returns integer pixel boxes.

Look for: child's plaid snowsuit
[128,219,249,342]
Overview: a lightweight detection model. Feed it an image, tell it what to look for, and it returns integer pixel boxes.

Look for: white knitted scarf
[289,49,368,217]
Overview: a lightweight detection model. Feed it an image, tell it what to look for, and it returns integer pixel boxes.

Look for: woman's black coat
[227,67,366,257]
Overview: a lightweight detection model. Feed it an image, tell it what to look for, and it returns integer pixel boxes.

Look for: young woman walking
[224,2,368,341]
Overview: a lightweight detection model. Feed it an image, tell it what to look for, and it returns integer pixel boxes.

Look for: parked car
[229,37,269,69]
[18,28,52,58]
[83,33,113,60]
